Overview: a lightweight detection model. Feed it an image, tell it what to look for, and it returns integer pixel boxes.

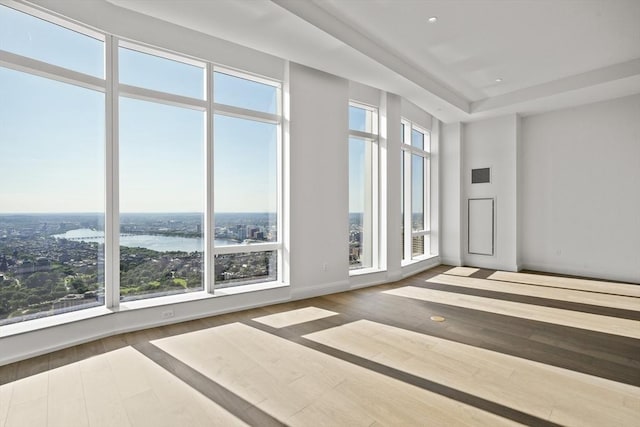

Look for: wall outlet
[322,262,328,272]
[161,309,174,319]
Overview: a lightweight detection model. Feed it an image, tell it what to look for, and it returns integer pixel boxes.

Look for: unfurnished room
[0,0,639,426]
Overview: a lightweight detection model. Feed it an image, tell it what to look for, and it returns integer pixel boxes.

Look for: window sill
[119,290,213,311]
[1,282,289,339]
[349,267,386,277]
[0,306,113,338]
[401,254,438,268]
[215,281,288,296]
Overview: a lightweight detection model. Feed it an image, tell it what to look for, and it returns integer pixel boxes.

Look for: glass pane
[214,213,276,246]
[349,105,375,133]
[119,46,204,99]
[349,137,372,270]
[0,68,104,325]
[412,154,425,231]
[412,235,425,258]
[215,251,277,288]
[214,72,278,114]
[412,128,424,150]
[119,97,204,301]
[214,114,277,246]
[0,5,104,77]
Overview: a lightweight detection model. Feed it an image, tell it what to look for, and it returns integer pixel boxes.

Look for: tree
[71,277,88,294]
[24,272,58,290]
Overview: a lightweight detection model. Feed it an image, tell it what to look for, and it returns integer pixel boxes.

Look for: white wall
[462,115,519,271]
[440,122,463,265]
[383,93,404,281]
[288,63,350,298]
[521,94,640,283]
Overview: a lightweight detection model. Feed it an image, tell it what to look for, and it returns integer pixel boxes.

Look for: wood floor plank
[245,319,559,426]
[48,346,78,370]
[133,341,282,427]
[427,274,640,312]
[423,280,640,321]
[307,284,640,385]
[15,353,49,381]
[152,322,522,426]
[0,381,14,427]
[304,320,640,427]
[384,286,640,339]
[489,271,640,297]
[0,362,17,385]
[445,266,480,277]
[2,266,638,426]
[3,395,47,427]
[3,345,249,427]
[252,307,339,328]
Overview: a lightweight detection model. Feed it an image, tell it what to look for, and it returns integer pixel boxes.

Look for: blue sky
[0,67,105,213]
[0,4,284,214]
[349,106,373,214]
[349,138,367,214]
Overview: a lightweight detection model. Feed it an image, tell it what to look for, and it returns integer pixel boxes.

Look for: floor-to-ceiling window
[0,3,282,324]
[0,5,106,324]
[213,70,281,287]
[401,120,431,262]
[118,43,206,301]
[348,102,378,271]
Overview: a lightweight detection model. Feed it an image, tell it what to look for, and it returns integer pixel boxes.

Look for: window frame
[348,101,380,273]
[0,2,111,322]
[0,1,106,78]
[401,119,431,262]
[211,66,283,288]
[0,3,284,327]
[114,40,208,304]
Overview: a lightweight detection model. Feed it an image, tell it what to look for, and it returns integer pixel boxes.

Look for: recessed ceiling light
[427,16,438,23]
[495,78,503,83]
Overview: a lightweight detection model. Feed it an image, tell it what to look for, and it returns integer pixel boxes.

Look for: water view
[0,212,278,325]
[52,228,238,252]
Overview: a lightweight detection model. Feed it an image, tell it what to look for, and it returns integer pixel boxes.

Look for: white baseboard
[290,279,350,300]
[0,286,292,366]
[464,261,519,272]
[401,257,441,278]
[521,263,640,285]
[440,257,462,266]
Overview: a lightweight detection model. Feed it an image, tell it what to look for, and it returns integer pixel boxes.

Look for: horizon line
[0,211,280,215]
[0,212,373,215]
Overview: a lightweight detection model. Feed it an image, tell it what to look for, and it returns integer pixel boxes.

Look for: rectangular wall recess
[468,198,494,256]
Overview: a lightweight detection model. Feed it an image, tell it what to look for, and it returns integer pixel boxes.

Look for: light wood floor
[1,265,639,426]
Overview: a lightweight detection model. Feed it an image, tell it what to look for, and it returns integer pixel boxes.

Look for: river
[52,228,237,252]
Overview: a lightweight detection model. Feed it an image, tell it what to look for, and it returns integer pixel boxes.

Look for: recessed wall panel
[468,198,494,256]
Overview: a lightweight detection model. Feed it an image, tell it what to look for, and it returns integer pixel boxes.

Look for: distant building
[237,226,247,241]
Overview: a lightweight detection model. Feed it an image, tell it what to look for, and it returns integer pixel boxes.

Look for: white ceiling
[104,0,640,123]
